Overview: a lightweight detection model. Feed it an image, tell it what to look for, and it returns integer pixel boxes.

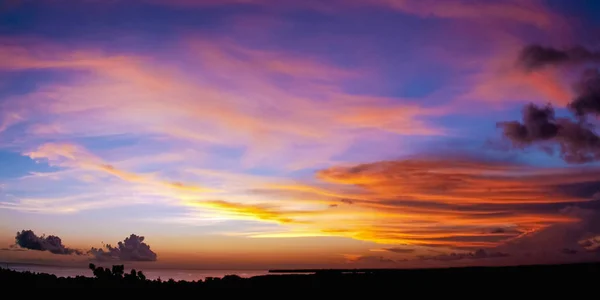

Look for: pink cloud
[11,0,560,30]
[146,0,561,29]
[0,38,445,168]
[370,0,558,29]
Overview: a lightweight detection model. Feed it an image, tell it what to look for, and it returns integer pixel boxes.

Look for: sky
[1,0,600,270]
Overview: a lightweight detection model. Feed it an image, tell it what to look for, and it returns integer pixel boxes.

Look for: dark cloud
[349,255,396,264]
[497,103,558,145]
[517,44,600,71]
[569,69,600,118]
[329,204,338,208]
[498,103,600,163]
[418,249,509,261]
[14,230,82,255]
[497,206,600,256]
[89,234,157,262]
[552,181,600,200]
[384,247,415,254]
[340,199,354,205]
[561,248,578,255]
[500,44,600,164]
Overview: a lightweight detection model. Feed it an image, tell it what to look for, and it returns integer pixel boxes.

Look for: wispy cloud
[0,38,444,168]
[25,142,211,193]
[144,0,560,29]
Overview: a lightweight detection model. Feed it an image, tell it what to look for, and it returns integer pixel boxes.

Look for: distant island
[2,262,598,288]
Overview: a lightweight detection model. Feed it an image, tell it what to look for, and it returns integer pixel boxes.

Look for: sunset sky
[1,0,600,270]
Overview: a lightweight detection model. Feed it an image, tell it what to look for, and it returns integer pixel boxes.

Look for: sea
[3,263,270,281]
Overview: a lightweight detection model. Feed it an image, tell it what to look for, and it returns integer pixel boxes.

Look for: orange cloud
[186,200,321,224]
[248,156,597,249]
[13,146,596,252]
[315,158,593,205]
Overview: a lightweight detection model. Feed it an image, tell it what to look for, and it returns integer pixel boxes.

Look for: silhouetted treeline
[1,262,600,289]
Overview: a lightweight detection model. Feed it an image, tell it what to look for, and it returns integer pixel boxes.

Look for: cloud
[569,68,600,118]
[344,254,397,264]
[497,103,600,163]
[144,0,558,29]
[498,44,600,163]
[418,249,509,261]
[187,200,318,224]
[254,154,600,248]
[366,0,557,29]
[498,70,600,164]
[25,142,212,193]
[1,246,27,252]
[517,45,600,119]
[459,47,573,107]
[0,38,443,171]
[578,235,600,252]
[14,230,82,255]
[89,234,157,262]
[517,45,600,72]
[490,206,600,259]
[383,247,415,254]
[0,3,584,261]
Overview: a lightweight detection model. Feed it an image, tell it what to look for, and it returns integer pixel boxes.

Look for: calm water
[5,264,269,281]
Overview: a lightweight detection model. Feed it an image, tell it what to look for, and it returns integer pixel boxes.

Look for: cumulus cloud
[418,249,509,261]
[14,230,82,255]
[499,44,600,164]
[89,234,157,261]
[497,103,600,163]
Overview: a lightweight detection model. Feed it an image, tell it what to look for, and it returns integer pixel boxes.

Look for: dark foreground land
[1,262,599,289]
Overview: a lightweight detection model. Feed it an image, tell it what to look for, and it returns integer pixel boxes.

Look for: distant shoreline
[0,261,265,271]
[3,262,600,289]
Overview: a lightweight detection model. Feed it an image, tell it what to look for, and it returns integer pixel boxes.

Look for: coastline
[2,261,600,289]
